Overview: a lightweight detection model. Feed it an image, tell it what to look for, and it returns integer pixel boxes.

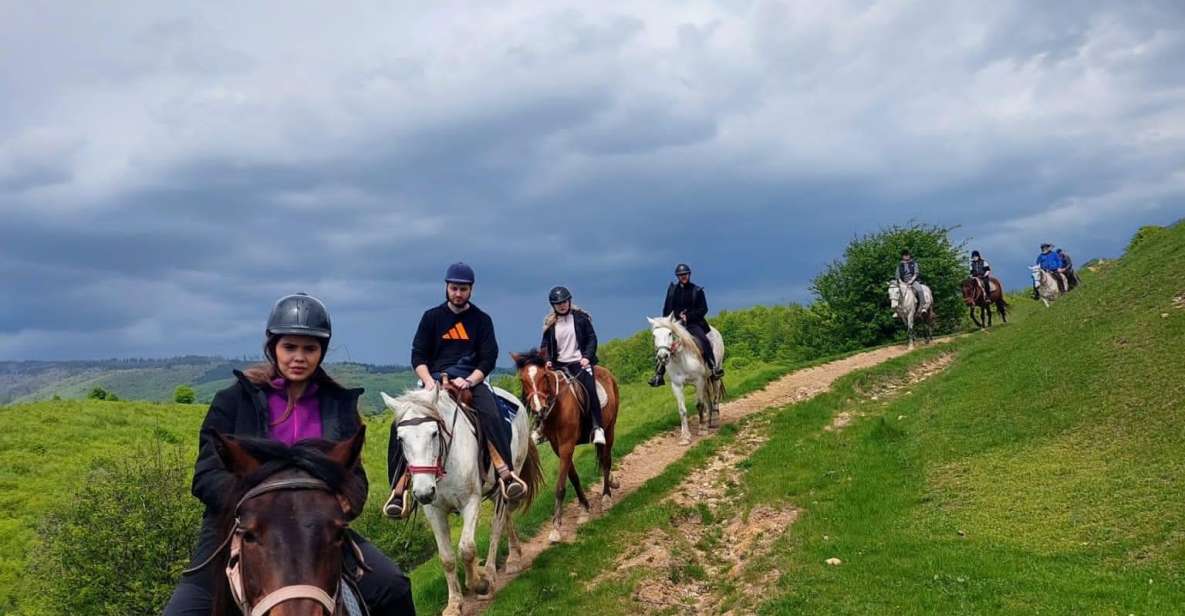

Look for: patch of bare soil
[826,353,954,432]
[597,414,797,614]
[465,339,957,614]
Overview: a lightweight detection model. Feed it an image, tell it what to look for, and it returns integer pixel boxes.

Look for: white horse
[1030,265,1063,308]
[648,315,725,445]
[888,280,934,349]
[381,387,541,616]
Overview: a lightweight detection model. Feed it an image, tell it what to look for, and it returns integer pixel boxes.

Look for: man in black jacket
[649,263,723,387]
[539,286,605,445]
[384,262,526,519]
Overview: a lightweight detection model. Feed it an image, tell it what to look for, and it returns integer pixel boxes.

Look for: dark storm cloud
[1,1,1183,362]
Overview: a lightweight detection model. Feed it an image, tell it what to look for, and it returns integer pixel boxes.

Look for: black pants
[387,382,514,486]
[1066,268,1079,289]
[685,322,716,369]
[162,533,414,615]
[559,362,602,429]
[976,275,992,301]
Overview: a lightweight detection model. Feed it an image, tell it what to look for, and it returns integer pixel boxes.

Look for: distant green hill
[0,358,421,414]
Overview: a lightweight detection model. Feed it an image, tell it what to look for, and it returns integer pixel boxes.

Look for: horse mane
[651,315,702,357]
[514,348,549,369]
[393,388,448,422]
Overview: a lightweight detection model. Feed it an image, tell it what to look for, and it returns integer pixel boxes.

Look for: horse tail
[514,439,544,512]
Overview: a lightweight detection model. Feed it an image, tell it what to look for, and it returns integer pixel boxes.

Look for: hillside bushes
[24,445,199,616]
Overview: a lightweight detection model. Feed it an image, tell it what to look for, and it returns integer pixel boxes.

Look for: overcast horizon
[3,2,1184,364]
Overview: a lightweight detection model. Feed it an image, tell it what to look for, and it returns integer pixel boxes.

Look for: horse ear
[212,431,261,476]
[326,425,365,470]
[510,352,522,363]
[646,317,656,326]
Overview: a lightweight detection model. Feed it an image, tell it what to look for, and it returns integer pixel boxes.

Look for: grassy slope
[0,360,800,614]
[484,224,1185,614]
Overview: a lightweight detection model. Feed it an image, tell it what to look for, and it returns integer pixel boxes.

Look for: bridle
[523,366,578,423]
[184,476,369,616]
[396,410,458,478]
[654,327,681,360]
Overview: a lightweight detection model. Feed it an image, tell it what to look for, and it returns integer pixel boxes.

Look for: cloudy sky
[2,1,1183,364]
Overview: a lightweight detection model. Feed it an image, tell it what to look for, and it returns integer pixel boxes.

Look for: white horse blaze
[526,365,543,412]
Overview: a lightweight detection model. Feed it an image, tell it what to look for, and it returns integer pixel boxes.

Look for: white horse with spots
[381,387,541,616]
[648,315,725,445]
[1030,265,1064,307]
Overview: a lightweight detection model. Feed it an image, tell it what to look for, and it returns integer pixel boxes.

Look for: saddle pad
[342,579,366,616]
[493,388,520,423]
[595,381,608,409]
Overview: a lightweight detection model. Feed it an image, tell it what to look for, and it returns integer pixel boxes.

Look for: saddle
[439,377,521,476]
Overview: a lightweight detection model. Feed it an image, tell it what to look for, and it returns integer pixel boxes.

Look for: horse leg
[708,379,721,428]
[567,465,592,524]
[482,498,507,593]
[425,506,464,616]
[998,299,1008,323]
[969,305,982,329]
[695,380,708,436]
[671,380,691,445]
[459,496,489,597]
[549,443,576,543]
[504,518,524,574]
[600,427,614,511]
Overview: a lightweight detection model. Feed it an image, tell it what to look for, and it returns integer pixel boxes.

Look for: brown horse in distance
[205,429,368,616]
[962,276,1008,328]
[512,349,619,544]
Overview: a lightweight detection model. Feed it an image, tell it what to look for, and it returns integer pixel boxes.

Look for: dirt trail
[464,340,948,614]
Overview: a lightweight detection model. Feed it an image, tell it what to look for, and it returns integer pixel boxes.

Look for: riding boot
[488,443,528,501]
[580,367,606,445]
[382,472,413,519]
[648,362,666,387]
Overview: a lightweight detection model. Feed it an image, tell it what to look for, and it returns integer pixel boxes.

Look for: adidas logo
[441,322,470,341]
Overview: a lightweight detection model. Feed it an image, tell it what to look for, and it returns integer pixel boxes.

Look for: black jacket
[187,370,367,566]
[540,309,599,366]
[410,303,498,376]
[663,282,709,327]
[897,260,919,284]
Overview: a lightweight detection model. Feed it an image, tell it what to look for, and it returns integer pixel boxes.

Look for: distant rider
[649,263,723,387]
[539,286,605,446]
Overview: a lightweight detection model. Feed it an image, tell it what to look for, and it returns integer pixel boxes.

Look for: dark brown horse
[205,428,367,616]
[962,276,1008,328]
[512,350,619,544]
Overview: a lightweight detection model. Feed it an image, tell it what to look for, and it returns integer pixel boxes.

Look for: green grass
[482,223,1185,614]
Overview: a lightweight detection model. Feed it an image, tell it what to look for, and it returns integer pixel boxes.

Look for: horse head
[211,428,365,616]
[647,315,679,363]
[961,278,979,306]
[511,350,558,417]
[382,389,454,505]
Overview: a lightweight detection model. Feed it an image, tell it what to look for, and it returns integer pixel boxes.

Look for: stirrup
[499,473,528,501]
[382,488,413,519]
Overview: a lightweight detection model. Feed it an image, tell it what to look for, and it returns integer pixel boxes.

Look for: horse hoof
[443,603,463,616]
[601,495,613,510]
[578,510,591,524]
[504,559,520,575]
[679,436,692,446]
[472,576,492,597]
[548,529,562,544]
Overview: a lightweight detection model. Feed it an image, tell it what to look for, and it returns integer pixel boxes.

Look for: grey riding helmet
[548,286,572,305]
[266,293,332,339]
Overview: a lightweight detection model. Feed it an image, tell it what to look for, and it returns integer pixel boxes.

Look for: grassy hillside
[484,222,1185,614]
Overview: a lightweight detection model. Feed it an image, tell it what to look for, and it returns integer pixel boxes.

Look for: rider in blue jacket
[1034,243,1067,298]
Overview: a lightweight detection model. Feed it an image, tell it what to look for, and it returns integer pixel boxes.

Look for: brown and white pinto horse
[512,350,619,544]
[961,276,1008,328]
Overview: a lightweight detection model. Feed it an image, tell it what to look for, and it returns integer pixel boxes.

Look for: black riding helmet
[267,293,332,339]
[971,250,981,258]
[548,286,572,305]
[674,263,691,276]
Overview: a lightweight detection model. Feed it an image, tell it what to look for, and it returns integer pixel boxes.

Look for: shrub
[24,445,200,616]
[87,386,109,400]
[173,385,197,404]
[802,222,965,349]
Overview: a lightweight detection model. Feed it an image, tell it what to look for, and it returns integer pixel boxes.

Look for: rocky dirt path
[464,340,952,614]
